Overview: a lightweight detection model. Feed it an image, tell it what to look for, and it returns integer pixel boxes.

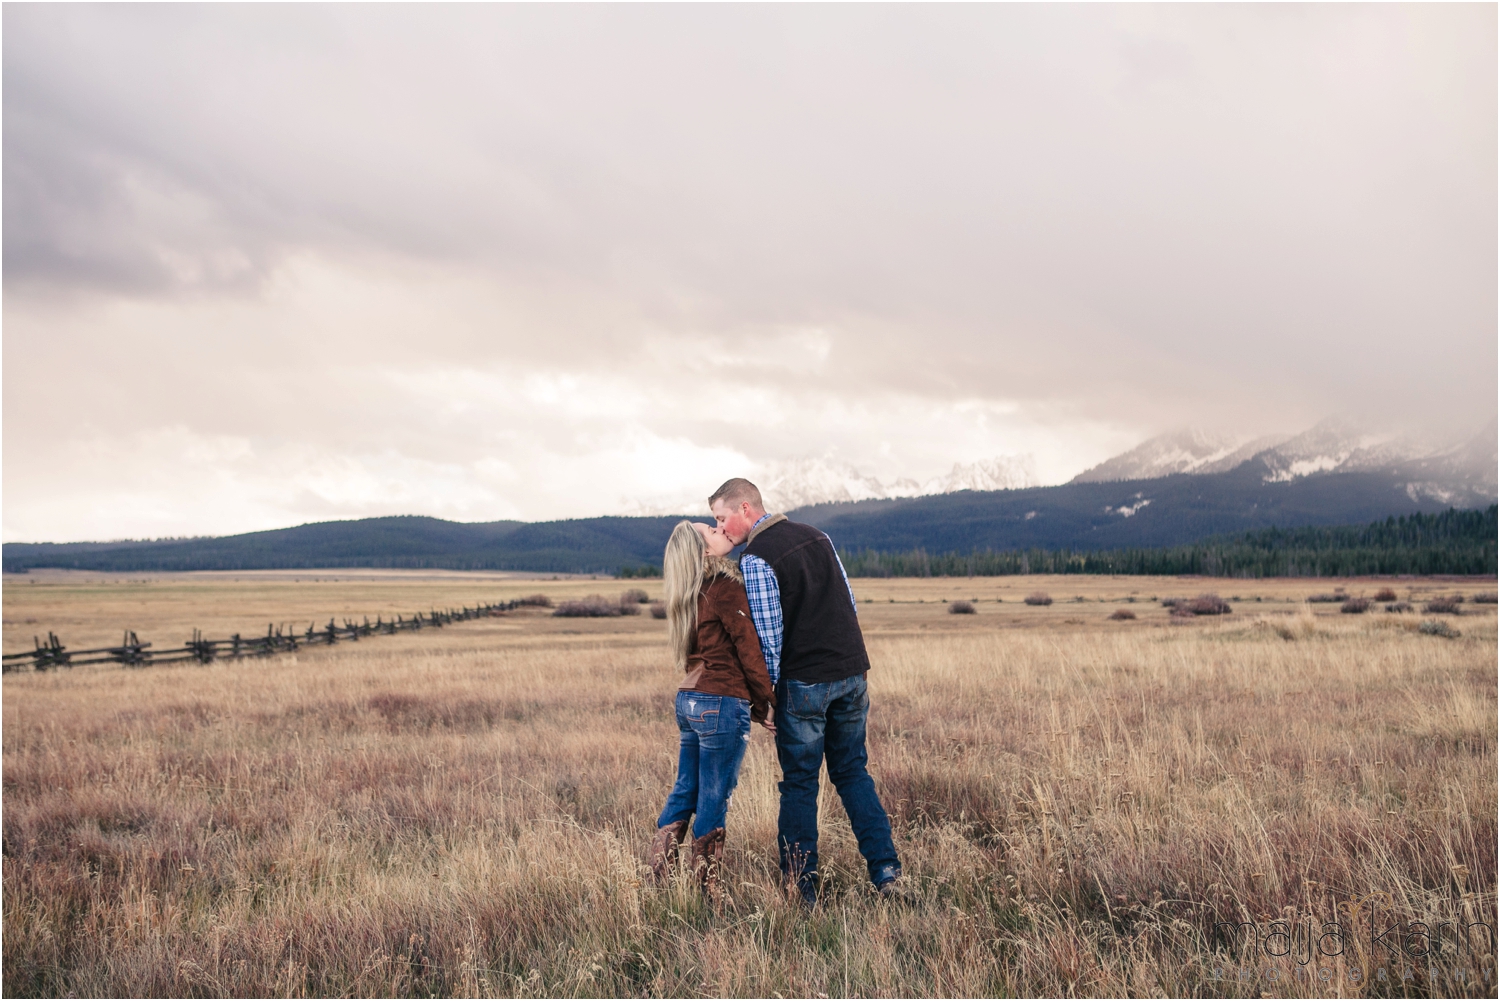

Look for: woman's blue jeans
[657,691,752,839]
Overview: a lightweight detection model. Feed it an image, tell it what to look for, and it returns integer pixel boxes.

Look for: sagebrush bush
[1386,601,1414,613]
[1419,619,1461,638]
[1108,608,1136,621]
[620,589,650,605]
[1424,598,1462,615]
[553,596,624,618]
[1373,587,1399,602]
[1341,597,1371,614]
[948,600,976,615]
[1306,593,1344,604]
[649,602,666,620]
[1183,593,1231,616]
[1473,592,1498,605]
[1023,592,1052,606]
[517,594,553,608]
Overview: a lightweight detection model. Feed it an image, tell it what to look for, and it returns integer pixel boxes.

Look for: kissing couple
[647,478,902,906]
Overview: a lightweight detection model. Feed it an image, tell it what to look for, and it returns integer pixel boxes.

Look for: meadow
[3,570,1495,997]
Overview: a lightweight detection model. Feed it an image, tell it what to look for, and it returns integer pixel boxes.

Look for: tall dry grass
[2,588,1495,997]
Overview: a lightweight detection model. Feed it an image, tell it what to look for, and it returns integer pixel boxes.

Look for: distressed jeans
[657,691,752,839]
[775,673,900,889]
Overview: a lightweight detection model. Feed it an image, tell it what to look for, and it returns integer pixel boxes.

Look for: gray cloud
[3,4,1495,540]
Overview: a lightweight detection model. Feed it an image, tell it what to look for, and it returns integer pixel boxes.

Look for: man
[709,477,901,906]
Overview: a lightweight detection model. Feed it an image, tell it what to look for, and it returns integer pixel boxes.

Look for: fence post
[10,592,534,673]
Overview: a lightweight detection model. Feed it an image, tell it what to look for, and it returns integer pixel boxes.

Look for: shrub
[948,601,976,615]
[1024,592,1052,606]
[1373,588,1398,602]
[1108,609,1136,621]
[1423,598,1462,615]
[1183,593,1231,616]
[1306,593,1343,604]
[617,599,641,616]
[517,594,553,608]
[1473,592,1498,605]
[649,602,666,620]
[1418,619,1461,639]
[1340,598,1371,614]
[1160,597,1181,608]
[620,589,650,605]
[1385,601,1413,613]
[553,596,623,618]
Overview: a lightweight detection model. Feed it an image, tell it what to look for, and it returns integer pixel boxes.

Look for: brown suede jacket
[679,556,774,722]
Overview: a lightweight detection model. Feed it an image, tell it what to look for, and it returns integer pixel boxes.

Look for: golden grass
[3,573,1495,997]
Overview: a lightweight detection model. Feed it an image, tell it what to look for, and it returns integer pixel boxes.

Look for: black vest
[744,519,869,685]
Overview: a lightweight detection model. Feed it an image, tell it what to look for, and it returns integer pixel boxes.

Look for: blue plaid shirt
[740,513,858,687]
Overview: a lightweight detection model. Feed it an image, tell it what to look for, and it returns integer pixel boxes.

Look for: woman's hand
[758,710,776,735]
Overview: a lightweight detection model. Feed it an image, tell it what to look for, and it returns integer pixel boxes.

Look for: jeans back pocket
[682,693,721,735]
[784,679,829,720]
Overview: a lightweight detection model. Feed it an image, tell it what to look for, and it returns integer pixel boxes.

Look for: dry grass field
[3,571,1495,997]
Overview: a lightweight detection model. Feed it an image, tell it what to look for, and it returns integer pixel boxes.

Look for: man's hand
[758,710,776,735]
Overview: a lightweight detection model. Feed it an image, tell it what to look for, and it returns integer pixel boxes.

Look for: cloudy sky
[4,5,1495,542]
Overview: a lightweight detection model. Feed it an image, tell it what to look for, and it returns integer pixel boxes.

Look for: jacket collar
[705,554,743,582]
[745,512,787,548]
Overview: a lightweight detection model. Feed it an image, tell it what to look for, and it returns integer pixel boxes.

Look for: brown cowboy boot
[689,827,727,900]
[649,820,690,884]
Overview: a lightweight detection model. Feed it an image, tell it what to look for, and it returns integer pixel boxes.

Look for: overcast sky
[4,4,1495,542]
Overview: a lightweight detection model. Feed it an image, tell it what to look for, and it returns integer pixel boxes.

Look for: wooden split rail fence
[2,599,534,673]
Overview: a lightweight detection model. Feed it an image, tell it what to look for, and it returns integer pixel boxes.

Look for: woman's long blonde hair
[663,521,706,669]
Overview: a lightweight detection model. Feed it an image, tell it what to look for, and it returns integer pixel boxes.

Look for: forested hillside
[839,506,1498,578]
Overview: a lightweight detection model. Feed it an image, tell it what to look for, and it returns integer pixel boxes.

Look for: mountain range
[667,418,1495,514]
[755,454,1039,511]
[5,417,1492,574]
[1071,418,1496,507]
[626,454,1039,515]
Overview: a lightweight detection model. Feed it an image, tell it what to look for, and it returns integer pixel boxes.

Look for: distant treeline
[838,506,1498,579]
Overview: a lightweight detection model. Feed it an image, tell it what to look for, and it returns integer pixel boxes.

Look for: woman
[650,520,774,897]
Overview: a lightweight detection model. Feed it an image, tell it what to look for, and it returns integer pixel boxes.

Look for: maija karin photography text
[1208,895,1494,990]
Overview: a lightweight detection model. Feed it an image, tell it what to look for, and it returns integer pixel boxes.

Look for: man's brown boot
[649,820,690,884]
[689,827,727,900]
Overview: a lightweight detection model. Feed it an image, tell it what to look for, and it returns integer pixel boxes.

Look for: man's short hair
[709,478,764,512]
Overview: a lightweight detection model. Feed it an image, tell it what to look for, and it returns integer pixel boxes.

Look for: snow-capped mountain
[623,454,1042,515]
[928,455,1038,494]
[756,458,893,511]
[1256,418,1420,481]
[758,454,1039,511]
[1071,429,1291,483]
[1072,418,1496,507]
[1255,419,1496,506]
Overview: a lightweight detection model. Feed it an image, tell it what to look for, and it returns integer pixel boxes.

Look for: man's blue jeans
[775,673,900,888]
[657,691,752,839]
